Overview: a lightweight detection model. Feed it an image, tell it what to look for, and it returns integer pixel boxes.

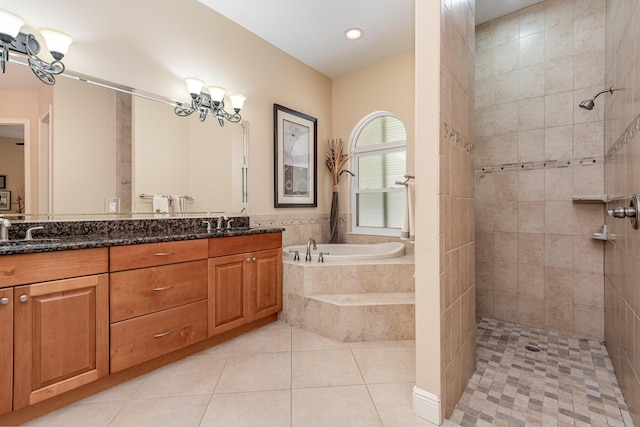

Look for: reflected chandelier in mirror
[174,77,246,126]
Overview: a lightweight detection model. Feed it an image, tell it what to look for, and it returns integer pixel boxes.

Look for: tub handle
[318,252,329,263]
[289,250,300,261]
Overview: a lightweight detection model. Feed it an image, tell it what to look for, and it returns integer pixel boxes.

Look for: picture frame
[273,104,317,208]
[0,191,10,211]
[0,175,5,189]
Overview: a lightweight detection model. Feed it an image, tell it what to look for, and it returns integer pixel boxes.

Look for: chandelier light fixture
[174,77,246,126]
[0,8,73,85]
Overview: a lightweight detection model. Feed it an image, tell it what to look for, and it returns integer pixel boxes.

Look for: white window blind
[352,114,407,233]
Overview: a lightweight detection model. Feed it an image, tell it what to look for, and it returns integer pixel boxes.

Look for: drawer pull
[152,285,175,292]
[153,329,175,338]
[154,252,176,256]
[19,294,28,303]
[0,297,8,305]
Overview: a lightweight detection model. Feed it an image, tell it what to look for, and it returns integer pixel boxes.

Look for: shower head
[579,98,595,110]
[578,85,621,110]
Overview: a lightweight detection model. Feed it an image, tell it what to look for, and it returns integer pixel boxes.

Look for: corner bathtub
[282,241,405,262]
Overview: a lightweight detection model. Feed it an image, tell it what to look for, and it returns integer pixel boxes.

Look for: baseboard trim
[412,385,441,425]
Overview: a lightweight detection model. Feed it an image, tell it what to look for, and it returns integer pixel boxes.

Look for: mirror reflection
[0,64,248,220]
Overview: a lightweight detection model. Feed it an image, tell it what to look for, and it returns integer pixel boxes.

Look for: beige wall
[53,77,116,214]
[133,96,190,212]
[413,0,445,423]
[332,50,415,173]
[474,0,606,341]
[604,0,640,424]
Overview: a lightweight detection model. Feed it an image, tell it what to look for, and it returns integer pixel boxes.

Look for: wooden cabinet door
[0,288,12,416]
[13,274,109,410]
[250,249,282,321]
[208,254,250,336]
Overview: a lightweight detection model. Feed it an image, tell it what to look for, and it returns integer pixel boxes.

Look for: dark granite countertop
[0,227,284,256]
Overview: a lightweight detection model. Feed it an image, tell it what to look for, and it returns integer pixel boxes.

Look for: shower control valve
[607,194,640,229]
[607,206,635,219]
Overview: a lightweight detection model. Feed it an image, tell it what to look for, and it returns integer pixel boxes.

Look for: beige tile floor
[23,321,433,427]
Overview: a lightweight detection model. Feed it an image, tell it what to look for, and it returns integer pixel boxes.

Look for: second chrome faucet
[305,237,317,262]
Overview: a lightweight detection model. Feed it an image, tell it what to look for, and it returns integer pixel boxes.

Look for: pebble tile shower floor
[447,318,633,427]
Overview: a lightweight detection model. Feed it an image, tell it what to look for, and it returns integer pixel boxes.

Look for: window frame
[349,112,407,236]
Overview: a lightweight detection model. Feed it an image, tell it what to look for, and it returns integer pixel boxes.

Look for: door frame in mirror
[0,118,30,214]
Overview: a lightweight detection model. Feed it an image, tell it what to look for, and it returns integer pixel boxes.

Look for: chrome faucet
[305,237,317,262]
[25,226,44,240]
[216,215,228,230]
[0,215,10,242]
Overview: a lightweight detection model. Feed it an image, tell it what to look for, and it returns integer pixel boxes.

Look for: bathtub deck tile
[309,292,415,306]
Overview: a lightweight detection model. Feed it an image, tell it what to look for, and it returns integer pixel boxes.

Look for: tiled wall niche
[440,0,477,418]
[474,0,606,341]
[603,0,640,424]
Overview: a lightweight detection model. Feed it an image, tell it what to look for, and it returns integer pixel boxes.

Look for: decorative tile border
[251,217,344,228]
[606,112,640,159]
[444,122,474,155]
[475,156,604,174]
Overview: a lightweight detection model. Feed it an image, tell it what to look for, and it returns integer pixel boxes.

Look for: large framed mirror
[0,63,248,220]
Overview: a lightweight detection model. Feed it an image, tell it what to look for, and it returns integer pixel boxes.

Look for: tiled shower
[474,0,606,340]
[474,0,640,423]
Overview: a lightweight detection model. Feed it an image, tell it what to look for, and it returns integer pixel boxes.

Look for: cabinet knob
[246,258,251,262]
[251,257,257,262]
[19,294,28,303]
[0,297,8,305]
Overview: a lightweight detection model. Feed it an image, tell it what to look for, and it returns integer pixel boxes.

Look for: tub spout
[305,237,317,262]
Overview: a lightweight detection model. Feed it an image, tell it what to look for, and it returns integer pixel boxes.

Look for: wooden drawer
[110,260,208,322]
[0,248,108,288]
[110,239,208,272]
[208,232,282,258]
[110,300,207,373]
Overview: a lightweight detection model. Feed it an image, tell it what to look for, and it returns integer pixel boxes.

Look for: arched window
[350,112,407,236]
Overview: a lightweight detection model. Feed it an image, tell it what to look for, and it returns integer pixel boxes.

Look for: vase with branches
[12,189,24,214]
[325,138,353,243]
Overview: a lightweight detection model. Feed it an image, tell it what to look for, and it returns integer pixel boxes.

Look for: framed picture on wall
[273,104,317,208]
[0,175,5,189]
[0,191,10,211]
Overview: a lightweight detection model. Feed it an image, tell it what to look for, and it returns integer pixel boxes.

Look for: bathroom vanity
[0,222,282,424]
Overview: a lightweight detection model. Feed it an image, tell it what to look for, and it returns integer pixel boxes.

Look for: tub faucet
[0,215,10,242]
[305,237,317,262]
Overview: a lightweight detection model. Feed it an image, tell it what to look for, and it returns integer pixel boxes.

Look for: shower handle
[607,194,640,229]
[607,206,634,218]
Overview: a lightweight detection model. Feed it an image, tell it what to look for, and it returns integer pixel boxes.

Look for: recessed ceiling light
[344,28,363,40]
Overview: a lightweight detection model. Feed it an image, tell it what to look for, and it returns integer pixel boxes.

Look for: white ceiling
[200,0,543,78]
[198,0,415,79]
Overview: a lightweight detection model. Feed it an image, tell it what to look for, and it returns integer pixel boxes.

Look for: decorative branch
[325,138,354,187]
